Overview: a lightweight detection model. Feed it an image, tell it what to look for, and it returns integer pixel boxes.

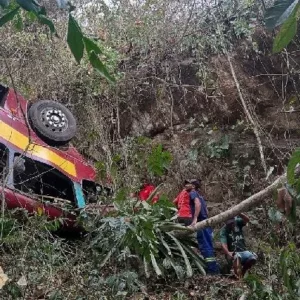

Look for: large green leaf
[83,36,102,55]
[287,197,297,223]
[88,50,115,82]
[143,257,150,278]
[0,7,19,27]
[67,14,84,64]
[150,252,162,276]
[16,0,40,13]
[265,0,299,30]
[159,246,186,279]
[181,243,206,275]
[158,234,172,256]
[0,0,9,8]
[287,150,300,185]
[38,15,55,33]
[167,233,193,277]
[272,5,299,53]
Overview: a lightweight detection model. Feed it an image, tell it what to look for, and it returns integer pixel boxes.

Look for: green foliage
[96,138,172,188]
[0,6,19,27]
[205,135,230,159]
[67,14,115,82]
[284,150,300,223]
[173,291,189,300]
[265,0,300,53]
[0,217,17,238]
[16,0,41,13]
[287,150,300,186]
[279,243,300,296]
[38,14,55,33]
[265,0,298,29]
[0,1,115,83]
[147,144,172,177]
[89,199,205,279]
[89,50,115,82]
[272,4,299,53]
[245,243,300,299]
[245,273,275,299]
[83,36,102,55]
[67,14,84,64]
[104,271,143,297]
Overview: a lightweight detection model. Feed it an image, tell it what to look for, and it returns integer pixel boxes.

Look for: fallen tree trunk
[190,174,287,232]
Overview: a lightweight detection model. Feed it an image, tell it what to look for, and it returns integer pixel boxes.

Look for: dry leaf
[17,275,27,287]
[0,266,9,289]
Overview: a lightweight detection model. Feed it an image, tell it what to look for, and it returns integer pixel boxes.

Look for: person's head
[225,218,235,230]
[184,179,201,191]
[140,175,150,187]
[184,180,193,191]
[191,179,201,190]
[184,179,199,191]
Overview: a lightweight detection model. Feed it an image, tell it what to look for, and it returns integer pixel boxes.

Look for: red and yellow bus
[0,84,111,230]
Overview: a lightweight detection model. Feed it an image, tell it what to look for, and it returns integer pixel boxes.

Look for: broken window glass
[13,155,75,206]
[82,180,112,204]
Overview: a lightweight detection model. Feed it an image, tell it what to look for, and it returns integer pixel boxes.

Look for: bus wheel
[28,100,77,145]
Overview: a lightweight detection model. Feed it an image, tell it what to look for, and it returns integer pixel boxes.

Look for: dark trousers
[177,217,192,226]
[196,227,219,274]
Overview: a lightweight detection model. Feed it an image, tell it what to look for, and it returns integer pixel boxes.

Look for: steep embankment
[1,4,300,296]
[100,27,300,207]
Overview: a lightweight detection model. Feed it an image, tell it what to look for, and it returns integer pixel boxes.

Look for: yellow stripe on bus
[0,120,77,177]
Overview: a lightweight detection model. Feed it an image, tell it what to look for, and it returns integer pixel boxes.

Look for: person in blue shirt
[185,179,219,275]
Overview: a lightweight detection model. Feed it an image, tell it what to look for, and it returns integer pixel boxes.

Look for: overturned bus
[0,84,111,231]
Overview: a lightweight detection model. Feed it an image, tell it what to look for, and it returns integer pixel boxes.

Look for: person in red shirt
[173,181,192,226]
[130,177,160,205]
[138,183,159,204]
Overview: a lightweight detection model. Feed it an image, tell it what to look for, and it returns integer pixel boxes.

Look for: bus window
[0,143,8,180]
[13,155,75,204]
[0,85,8,107]
[82,180,112,204]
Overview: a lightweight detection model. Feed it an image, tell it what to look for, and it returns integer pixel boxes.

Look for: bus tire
[28,100,77,145]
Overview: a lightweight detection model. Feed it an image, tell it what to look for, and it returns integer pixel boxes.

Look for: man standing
[220,214,257,278]
[186,179,219,275]
[173,181,192,226]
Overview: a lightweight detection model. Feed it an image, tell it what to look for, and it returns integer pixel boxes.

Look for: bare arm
[191,198,201,226]
[221,243,230,255]
[221,243,233,259]
[173,196,179,206]
[220,228,233,258]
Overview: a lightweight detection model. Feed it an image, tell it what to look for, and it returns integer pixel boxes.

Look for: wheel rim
[40,107,69,132]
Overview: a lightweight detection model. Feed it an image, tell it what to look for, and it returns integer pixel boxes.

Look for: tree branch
[190,173,287,232]
[227,55,267,175]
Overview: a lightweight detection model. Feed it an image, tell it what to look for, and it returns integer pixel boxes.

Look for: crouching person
[220,214,257,279]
